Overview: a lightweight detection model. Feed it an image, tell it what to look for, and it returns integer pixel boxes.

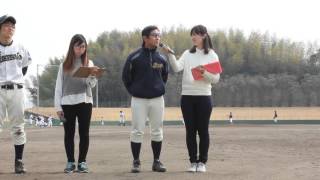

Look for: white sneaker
[197,162,206,172]
[187,163,197,172]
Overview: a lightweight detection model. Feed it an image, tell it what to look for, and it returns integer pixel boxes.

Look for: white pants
[119,117,125,124]
[130,96,164,143]
[0,88,26,145]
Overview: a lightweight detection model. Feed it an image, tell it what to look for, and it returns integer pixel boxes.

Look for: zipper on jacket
[149,50,163,79]
[149,51,153,68]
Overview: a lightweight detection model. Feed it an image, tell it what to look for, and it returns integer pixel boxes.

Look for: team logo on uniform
[0,52,23,63]
[152,62,163,69]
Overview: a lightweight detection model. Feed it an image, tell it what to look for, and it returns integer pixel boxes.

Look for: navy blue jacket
[122,47,168,99]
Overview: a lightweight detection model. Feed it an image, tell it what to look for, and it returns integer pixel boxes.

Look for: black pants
[62,103,92,163]
[181,95,212,163]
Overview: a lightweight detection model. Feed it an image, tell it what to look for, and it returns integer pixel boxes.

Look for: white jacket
[167,48,220,96]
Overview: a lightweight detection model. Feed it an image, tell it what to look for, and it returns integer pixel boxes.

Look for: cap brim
[0,16,16,25]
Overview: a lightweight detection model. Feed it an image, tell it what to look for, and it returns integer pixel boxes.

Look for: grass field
[27,107,320,121]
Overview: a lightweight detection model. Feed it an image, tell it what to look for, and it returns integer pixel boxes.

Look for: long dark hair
[189,25,213,54]
[63,34,88,71]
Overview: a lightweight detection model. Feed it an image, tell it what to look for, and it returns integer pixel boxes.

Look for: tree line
[34,26,320,107]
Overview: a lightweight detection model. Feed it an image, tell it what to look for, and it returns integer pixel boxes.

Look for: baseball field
[0,125,319,180]
[28,107,320,121]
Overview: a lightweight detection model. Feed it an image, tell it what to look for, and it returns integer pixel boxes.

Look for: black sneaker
[131,160,141,173]
[15,159,26,174]
[152,160,166,172]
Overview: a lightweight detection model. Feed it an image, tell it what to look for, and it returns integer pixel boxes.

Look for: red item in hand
[191,61,222,80]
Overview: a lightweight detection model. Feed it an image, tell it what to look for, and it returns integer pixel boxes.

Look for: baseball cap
[0,15,16,25]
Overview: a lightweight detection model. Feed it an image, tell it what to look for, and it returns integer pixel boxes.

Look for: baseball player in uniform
[119,110,126,126]
[47,115,53,127]
[0,15,32,174]
[122,25,168,173]
[273,110,278,123]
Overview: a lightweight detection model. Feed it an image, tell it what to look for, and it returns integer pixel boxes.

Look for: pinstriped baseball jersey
[0,41,32,84]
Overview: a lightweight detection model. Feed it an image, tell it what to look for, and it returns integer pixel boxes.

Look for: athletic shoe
[152,160,166,172]
[131,159,141,173]
[64,162,76,173]
[197,162,206,172]
[15,159,26,174]
[77,162,89,173]
[187,163,197,172]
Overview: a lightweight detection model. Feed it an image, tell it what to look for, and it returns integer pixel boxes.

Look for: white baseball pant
[0,87,26,145]
[130,96,164,143]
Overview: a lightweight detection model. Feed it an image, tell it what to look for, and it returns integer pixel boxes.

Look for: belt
[0,84,23,90]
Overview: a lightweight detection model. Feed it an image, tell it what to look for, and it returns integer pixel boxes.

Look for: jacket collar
[142,46,157,53]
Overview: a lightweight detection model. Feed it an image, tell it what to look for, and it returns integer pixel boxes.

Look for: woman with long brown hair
[54,34,98,173]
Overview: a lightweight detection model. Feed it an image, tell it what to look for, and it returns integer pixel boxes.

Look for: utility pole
[37,64,40,107]
[96,80,99,107]
[36,64,59,107]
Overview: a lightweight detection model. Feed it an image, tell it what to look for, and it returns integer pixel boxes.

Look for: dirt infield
[28,107,320,121]
[0,125,319,180]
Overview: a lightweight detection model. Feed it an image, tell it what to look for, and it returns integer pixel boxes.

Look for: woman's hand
[57,111,66,122]
[89,66,99,76]
[57,111,64,119]
[195,65,205,74]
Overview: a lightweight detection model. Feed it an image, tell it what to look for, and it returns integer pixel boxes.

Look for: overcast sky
[2,0,320,76]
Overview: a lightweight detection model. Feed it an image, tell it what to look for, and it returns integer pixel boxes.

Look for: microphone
[159,43,175,54]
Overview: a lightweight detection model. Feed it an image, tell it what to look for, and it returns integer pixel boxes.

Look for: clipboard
[191,61,222,80]
[73,66,106,78]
